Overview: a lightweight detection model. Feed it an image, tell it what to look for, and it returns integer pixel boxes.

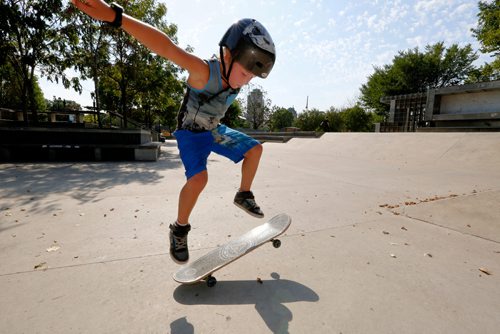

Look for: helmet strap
[219,46,236,90]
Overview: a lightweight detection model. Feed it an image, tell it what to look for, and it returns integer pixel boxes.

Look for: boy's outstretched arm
[71,0,208,87]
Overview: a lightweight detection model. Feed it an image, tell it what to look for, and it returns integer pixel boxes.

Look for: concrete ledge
[134,142,162,161]
[0,127,161,162]
[432,112,500,121]
[0,142,162,162]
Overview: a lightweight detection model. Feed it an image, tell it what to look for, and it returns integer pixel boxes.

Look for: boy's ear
[223,47,232,62]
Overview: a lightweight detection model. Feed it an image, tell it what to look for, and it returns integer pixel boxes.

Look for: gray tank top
[177,58,239,131]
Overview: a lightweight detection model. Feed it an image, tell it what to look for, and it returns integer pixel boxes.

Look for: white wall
[440,91,500,114]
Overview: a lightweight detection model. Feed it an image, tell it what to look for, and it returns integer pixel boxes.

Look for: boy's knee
[247,143,263,158]
[188,170,208,189]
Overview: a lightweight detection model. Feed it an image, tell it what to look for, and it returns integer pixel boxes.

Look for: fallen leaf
[34,262,48,270]
[46,245,60,252]
[479,268,492,275]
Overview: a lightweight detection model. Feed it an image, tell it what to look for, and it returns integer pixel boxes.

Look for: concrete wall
[440,90,500,115]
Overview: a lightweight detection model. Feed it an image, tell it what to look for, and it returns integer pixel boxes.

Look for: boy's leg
[170,170,208,264]
[177,170,208,225]
[233,144,264,217]
[171,130,212,263]
[239,143,263,192]
[210,125,264,218]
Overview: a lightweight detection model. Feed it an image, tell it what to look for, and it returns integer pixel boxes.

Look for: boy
[72,1,276,263]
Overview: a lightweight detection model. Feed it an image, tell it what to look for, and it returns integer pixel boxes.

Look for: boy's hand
[71,0,116,23]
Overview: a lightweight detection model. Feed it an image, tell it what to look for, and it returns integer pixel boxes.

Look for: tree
[93,0,183,128]
[221,100,246,128]
[294,109,324,131]
[324,107,345,132]
[360,42,478,116]
[0,0,79,123]
[47,97,80,112]
[268,106,294,131]
[66,6,111,127]
[343,104,372,132]
[471,0,500,81]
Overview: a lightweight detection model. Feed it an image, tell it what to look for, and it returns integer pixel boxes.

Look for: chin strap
[219,46,236,90]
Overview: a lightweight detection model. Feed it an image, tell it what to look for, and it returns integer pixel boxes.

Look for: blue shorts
[174,125,260,179]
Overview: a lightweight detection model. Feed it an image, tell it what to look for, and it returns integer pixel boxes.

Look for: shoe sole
[233,202,265,218]
[170,252,189,265]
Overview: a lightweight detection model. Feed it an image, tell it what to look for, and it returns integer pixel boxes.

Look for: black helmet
[219,18,276,81]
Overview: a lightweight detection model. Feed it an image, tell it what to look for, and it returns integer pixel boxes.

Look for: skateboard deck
[173,213,291,287]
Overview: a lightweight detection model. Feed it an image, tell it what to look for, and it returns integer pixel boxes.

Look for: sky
[40,0,492,112]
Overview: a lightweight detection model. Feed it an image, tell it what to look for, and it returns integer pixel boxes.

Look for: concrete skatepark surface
[1,133,499,333]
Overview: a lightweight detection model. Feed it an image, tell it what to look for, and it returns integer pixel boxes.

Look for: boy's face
[228,61,255,88]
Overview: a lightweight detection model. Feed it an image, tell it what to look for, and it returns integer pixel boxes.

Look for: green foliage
[0,62,46,111]
[293,109,325,131]
[343,104,373,132]
[293,105,378,132]
[471,0,500,81]
[221,100,246,128]
[268,106,294,131]
[46,97,81,112]
[323,107,345,132]
[360,42,478,116]
[472,0,500,55]
[1,0,77,122]
[94,0,183,128]
[0,0,184,130]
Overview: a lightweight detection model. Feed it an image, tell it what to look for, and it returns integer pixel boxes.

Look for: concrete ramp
[284,132,500,169]
[1,133,499,333]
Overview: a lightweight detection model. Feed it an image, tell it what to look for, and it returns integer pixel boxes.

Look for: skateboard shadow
[173,273,319,334]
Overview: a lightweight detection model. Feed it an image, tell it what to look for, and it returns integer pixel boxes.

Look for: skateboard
[173,213,292,287]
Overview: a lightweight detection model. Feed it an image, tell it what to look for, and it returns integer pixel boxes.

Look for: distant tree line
[1,1,498,132]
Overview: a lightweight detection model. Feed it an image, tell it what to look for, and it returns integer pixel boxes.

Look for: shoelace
[173,234,187,250]
[245,198,259,210]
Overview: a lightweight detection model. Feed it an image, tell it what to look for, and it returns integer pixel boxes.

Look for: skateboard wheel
[272,239,281,248]
[206,276,217,287]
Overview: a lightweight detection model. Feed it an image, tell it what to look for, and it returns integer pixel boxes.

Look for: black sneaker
[169,222,191,264]
[233,191,264,218]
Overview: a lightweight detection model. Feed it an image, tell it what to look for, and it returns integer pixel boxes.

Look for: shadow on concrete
[173,273,319,334]
[170,317,194,334]
[0,143,182,214]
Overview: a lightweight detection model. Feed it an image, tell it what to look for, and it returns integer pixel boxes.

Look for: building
[246,88,265,127]
[379,80,500,132]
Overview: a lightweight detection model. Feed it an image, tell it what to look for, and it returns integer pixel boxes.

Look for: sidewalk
[1,133,499,333]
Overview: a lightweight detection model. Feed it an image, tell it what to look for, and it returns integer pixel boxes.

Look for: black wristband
[108,2,123,28]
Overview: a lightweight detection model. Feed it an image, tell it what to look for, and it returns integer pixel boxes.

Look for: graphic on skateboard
[173,213,292,287]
